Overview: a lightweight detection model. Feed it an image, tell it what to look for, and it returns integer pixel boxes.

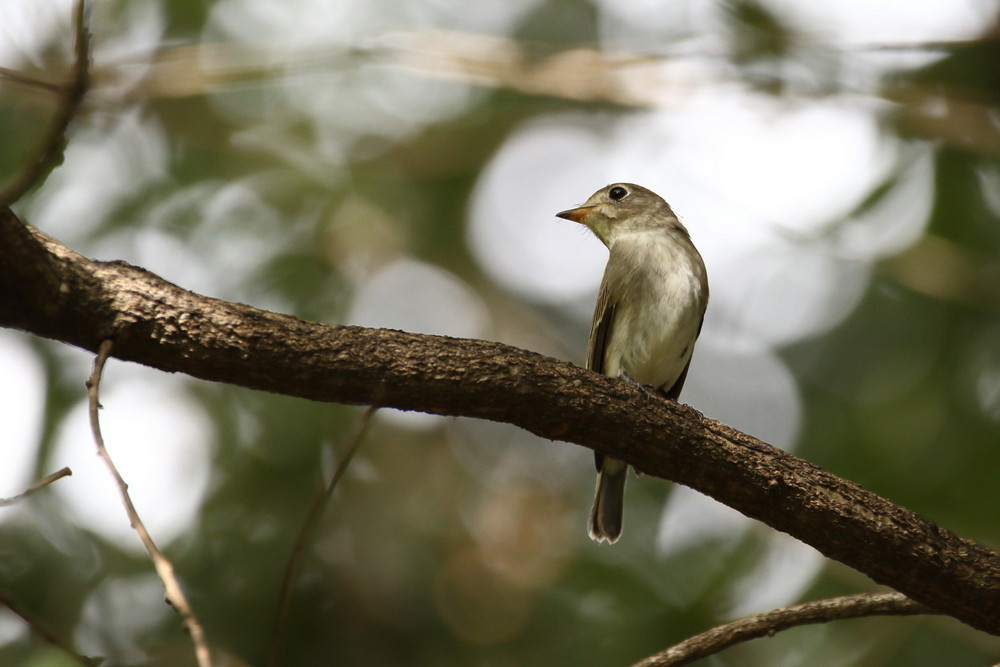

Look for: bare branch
[267,403,381,667]
[86,339,213,667]
[634,592,935,666]
[0,467,72,507]
[0,589,98,665]
[3,211,1000,636]
[0,66,65,94]
[89,32,1000,156]
[0,0,91,207]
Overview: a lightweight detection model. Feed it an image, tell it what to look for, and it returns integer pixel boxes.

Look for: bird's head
[556,183,682,247]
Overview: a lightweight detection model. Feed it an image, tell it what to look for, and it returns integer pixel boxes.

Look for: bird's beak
[556,205,597,223]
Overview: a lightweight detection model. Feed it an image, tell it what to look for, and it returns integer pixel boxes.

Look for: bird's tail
[589,460,627,543]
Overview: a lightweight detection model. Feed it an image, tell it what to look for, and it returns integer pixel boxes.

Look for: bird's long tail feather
[589,460,627,543]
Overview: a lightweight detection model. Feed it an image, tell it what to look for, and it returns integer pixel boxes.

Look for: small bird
[557,183,709,543]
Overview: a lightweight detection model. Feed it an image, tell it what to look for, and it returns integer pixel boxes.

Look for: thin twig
[0,467,72,507]
[86,339,214,667]
[0,589,98,665]
[0,66,65,93]
[633,592,935,667]
[266,402,382,667]
[0,0,91,207]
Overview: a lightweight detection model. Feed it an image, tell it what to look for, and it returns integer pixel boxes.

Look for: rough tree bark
[2,207,999,635]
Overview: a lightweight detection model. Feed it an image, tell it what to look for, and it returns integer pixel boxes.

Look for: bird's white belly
[603,238,705,391]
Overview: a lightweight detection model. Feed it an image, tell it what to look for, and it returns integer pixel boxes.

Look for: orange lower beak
[556,205,596,223]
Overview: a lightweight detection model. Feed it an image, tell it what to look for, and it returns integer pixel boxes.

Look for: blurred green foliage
[2,1,999,665]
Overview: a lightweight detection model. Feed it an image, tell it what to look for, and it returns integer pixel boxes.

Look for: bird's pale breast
[602,230,706,390]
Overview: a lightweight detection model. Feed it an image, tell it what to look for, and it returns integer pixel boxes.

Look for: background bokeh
[2,0,999,664]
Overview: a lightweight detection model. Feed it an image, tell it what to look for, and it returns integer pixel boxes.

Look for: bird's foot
[618,372,663,403]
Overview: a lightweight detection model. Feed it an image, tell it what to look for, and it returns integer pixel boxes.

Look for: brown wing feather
[588,279,617,472]
[588,284,615,375]
[660,357,691,400]
[659,314,704,400]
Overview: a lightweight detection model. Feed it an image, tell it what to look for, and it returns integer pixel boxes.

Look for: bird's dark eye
[608,186,628,201]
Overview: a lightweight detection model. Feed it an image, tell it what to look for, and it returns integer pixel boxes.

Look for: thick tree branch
[2,209,1000,635]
